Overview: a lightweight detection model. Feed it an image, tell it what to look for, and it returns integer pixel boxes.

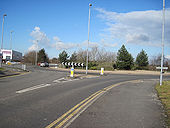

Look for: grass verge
[156,81,170,127]
[0,67,4,71]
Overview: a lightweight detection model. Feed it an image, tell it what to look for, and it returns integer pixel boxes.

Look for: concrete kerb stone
[0,68,29,78]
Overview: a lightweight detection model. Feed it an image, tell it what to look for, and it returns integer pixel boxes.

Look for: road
[0,66,170,128]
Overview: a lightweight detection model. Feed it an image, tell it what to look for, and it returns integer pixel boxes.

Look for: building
[0,49,22,62]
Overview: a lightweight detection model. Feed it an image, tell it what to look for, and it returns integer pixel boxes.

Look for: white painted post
[101,68,104,75]
[70,67,74,77]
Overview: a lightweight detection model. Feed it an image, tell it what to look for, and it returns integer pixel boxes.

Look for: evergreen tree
[38,48,49,62]
[136,49,149,68]
[116,45,134,70]
[58,50,69,63]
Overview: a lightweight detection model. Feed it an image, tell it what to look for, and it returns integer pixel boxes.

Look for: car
[40,62,49,67]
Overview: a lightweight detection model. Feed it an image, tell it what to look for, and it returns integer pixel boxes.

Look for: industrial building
[0,49,22,62]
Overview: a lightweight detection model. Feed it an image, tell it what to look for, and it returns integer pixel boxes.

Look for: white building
[0,49,22,62]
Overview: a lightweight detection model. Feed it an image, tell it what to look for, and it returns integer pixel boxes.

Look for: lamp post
[35,40,38,66]
[10,31,14,50]
[86,3,92,74]
[1,14,7,50]
[160,0,165,86]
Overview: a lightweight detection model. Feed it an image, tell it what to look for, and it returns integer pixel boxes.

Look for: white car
[40,62,49,67]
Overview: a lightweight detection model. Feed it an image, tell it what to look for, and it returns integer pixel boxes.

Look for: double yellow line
[45,81,127,128]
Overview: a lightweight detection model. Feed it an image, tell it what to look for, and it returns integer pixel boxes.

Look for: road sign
[81,63,84,67]
[65,62,67,66]
[68,62,71,66]
[78,63,80,66]
[156,67,168,70]
[62,62,64,65]
[74,63,77,66]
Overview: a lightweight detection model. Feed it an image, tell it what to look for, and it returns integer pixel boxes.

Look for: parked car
[40,62,49,67]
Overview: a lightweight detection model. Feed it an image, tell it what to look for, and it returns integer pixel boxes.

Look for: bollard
[101,68,104,75]
[22,64,26,71]
[70,67,74,77]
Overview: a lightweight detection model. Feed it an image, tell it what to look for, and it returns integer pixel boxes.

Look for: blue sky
[0,0,170,60]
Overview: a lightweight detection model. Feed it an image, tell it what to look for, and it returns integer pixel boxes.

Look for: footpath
[69,80,166,128]
[0,67,27,78]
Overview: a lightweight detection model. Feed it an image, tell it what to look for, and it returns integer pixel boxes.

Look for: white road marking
[53,77,79,83]
[53,80,61,83]
[53,77,65,83]
[16,84,51,94]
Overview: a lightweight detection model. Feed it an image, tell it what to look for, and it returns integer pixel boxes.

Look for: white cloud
[81,40,99,48]
[166,55,170,59]
[28,43,38,51]
[29,27,50,51]
[53,36,79,50]
[100,39,118,48]
[96,8,170,47]
[28,26,118,52]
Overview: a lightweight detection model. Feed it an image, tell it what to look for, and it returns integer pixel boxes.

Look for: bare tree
[76,47,116,63]
[150,54,166,66]
[89,46,99,61]
[76,49,87,63]
[97,48,116,62]
[23,51,36,64]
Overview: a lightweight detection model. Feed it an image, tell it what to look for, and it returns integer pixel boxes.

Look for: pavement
[68,80,166,128]
[0,67,28,78]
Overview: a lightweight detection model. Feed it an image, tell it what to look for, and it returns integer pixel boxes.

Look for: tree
[50,57,59,63]
[38,48,49,63]
[136,50,149,68]
[70,52,77,62]
[23,51,36,64]
[89,46,99,61]
[116,45,134,70]
[58,50,69,63]
[76,49,87,63]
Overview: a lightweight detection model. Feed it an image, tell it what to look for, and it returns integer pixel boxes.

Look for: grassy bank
[156,81,170,127]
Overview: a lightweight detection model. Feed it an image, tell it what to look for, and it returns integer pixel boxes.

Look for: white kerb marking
[16,84,51,94]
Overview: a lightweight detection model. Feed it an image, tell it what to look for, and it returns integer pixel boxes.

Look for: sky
[0,0,170,60]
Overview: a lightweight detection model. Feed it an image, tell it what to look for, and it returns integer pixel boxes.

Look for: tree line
[57,45,149,70]
[23,45,170,71]
[24,48,49,65]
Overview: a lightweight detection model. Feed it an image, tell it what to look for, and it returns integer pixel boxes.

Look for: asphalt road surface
[0,66,170,128]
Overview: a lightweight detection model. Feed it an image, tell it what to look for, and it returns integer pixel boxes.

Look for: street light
[1,14,7,50]
[86,3,92,74]
[35,40,38,65]
[10,31,14,50]
[160,0,165,86]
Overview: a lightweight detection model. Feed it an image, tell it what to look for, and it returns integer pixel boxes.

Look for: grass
[0,67,4,71]
[156,81,170,127]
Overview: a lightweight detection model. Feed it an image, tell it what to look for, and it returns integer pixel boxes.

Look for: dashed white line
[16,84,51,94]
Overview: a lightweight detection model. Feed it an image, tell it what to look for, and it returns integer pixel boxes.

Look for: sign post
[156,66,168,85]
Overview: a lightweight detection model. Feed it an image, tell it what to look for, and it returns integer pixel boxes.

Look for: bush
[90,66,98,70]
[88,62,98,69]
